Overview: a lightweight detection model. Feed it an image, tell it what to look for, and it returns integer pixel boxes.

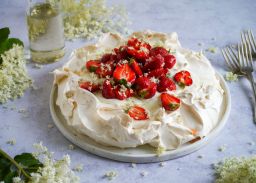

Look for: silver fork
[238,41,256,123]
[222,46,244,76]
[241,30,256,56]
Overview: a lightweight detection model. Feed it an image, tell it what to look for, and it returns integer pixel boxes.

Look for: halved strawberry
[113,63,136,85]
[102,80,115,99]
[127,105,149,120]
[160,93,181,111]
[157,76,176,92]
[134,77,157,99]
[127,38,151,60]
[173,70,193,87]
[147,68,168,78]
[86,60,101,72]
[114,85,134,100]
[95,61,114,78]
[129,58,143,76]
[143,54,165,72]
[79,81,100,92]
[164,54,176,69]
[150,47,169,57]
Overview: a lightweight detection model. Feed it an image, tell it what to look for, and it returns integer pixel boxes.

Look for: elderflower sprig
[48,0,130,40]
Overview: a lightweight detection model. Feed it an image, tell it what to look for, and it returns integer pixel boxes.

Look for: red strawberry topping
[129,58,143,76]
[134,76,157,99]
[113,63,136,85]
[114,46,129,61]
[127,37,151,60]
[95,62,114,78]
[164,54,176,69]
[79,81,100,92]
[86,60,101,72]
[173,70,193,87]
[150,47,169,57]
[160,93,181,111]
[114,85,134,100]
[147,68,168,78]
[157,76,176,92]
[127,105,149,120]
[143,54,165,71]
[102,80,115,99]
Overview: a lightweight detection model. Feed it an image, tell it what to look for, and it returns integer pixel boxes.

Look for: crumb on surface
[6,138,16,145]
[159,162,166,167]
[48,124,54,129]
[206,46,218,53]
[73,163,83,172]
[140,171,148,177]
[68,144,75,150]
[218,145,227,152]
[104,171,117,180]
[198,155,203,159]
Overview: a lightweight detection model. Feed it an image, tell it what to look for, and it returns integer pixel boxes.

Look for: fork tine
[238,43,244,68]
[244,41,250,67]
[247,40,253,68]
[249,29,256,52]
[227,46,240,68]
[222,48,237,71]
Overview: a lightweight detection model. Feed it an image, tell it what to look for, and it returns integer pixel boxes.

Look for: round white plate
[50,73,231,163]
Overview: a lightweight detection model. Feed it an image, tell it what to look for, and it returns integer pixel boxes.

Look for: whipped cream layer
[53,31,224,150]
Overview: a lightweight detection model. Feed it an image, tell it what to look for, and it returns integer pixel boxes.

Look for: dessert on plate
[53,31,224,150]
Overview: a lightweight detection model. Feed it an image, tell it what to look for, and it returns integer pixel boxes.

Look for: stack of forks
[222,30,256,123]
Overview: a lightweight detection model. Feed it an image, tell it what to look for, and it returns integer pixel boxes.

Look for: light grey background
[1,0,256,182]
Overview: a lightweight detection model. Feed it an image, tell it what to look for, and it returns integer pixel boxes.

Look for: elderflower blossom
[12,142,80,183]
[215,156,256,183]
[49,0,130,40]
[0,45,31,103]
[225,72,238,82]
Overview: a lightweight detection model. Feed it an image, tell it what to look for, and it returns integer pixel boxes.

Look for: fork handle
[247,73,256,123]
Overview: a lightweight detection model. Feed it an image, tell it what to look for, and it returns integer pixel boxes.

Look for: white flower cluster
[49,0,130,40]
[14,142,80,183]
[0,45,31,103]
[225,72,238,82]
[215,156,256,183]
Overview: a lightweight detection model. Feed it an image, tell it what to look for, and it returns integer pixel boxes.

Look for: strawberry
[160,93,181,111]
[101,53,116,63]
[113,63,136,85]
[86,60,101,72]
[114,85,134,100]
[134,77,157,99]
[143,54,165,71]
[79,81,100,92]
[102,80,115,99]
[164,54,176,69]
[157,76,176,92]
[95,62,114,78]
[173,70,193,87]
[114,46,129,61]
[147,68,168,78]
[127,105,149,120]
[129,58,143,76]
[127,37,151,60]
[149,47,169,57]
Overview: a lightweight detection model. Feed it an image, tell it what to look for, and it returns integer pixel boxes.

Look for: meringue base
[50,72,230,163]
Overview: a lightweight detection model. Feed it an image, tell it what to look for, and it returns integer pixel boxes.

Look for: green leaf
[14,153,43,174]
[0,27,10,42]
[14,153,41,167]
[3,171,17,183]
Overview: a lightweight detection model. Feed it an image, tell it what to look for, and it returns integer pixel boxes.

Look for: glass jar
[27,0,65,63]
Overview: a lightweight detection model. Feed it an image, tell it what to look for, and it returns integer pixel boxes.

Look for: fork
[238,42,256,123]
[241,30,256,56]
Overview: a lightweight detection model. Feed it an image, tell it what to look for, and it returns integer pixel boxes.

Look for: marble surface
[1,0,256,182]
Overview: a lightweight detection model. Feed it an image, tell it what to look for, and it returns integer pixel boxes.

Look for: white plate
[50,73,231,163]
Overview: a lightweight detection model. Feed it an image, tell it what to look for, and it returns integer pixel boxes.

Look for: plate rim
[49,72,231,163]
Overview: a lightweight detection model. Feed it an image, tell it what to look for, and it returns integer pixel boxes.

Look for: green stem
[0,148,31,180]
